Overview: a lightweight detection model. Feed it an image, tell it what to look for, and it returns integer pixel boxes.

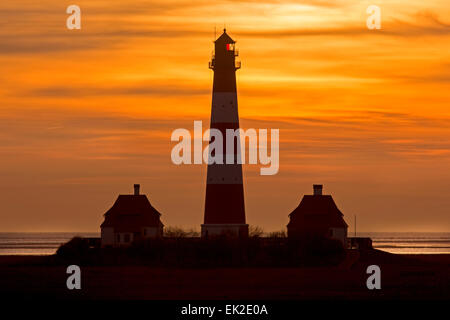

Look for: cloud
[0,29,209,54]
[237,14,450,38]
[223,0,346,7]
[244,110,450,128]
[0,0,211,54]
[1,0,449,57]
[25,84,209,97]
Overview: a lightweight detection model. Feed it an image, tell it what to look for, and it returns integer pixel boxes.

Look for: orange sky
[1,0,450,232]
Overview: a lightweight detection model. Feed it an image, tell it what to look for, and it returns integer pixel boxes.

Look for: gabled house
[287,184,348,246]
[100,184,164,247]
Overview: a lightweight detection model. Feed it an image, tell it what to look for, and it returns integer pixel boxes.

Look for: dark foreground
[0,250,449,300]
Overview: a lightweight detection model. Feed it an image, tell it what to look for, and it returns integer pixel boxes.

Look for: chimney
[134,184,140,195]
[313,184,323,196]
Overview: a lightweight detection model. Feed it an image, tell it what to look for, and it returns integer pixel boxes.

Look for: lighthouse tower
[202,29,248,238]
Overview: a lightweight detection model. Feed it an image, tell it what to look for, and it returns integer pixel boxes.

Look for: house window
[124,234,130,243]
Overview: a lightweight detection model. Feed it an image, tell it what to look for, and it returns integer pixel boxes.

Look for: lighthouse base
[201,224,249,239]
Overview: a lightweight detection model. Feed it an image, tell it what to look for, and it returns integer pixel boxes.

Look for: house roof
[100,194,163,232]
[215,29,235,44]
[287,195,348,229]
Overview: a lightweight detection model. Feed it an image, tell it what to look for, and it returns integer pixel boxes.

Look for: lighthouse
[202,29,248,238]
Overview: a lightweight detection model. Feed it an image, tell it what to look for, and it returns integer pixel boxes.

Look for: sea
[0,232,449,255]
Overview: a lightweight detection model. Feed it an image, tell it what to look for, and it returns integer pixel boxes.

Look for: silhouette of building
[202,29,248,238]
[100,184,163,247]
[287,185,348,246]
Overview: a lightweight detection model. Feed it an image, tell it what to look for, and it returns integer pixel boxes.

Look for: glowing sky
[1,0,449,232]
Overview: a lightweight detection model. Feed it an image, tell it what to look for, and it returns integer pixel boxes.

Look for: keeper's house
[100,184,164,247]
[287,185,348,246]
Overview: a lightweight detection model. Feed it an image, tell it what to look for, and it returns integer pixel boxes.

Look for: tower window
[226,43,235,51]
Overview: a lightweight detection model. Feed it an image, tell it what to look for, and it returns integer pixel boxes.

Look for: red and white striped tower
[202,29,248,238]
